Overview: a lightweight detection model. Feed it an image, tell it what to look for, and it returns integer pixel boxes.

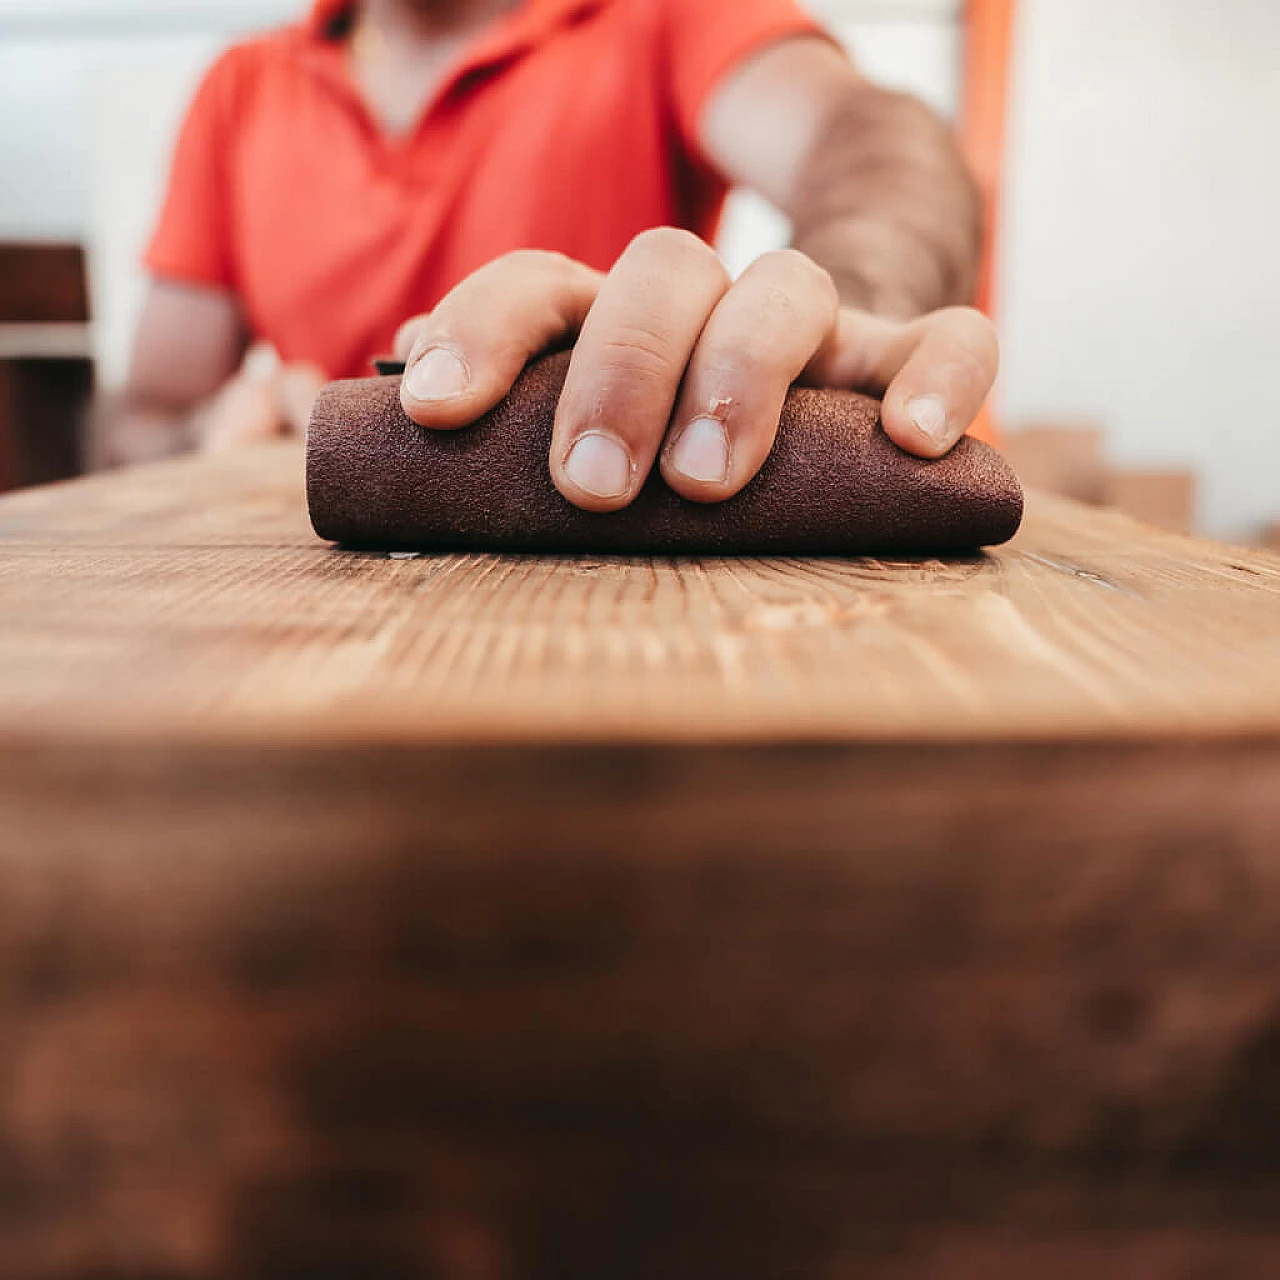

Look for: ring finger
[661,249,839,501]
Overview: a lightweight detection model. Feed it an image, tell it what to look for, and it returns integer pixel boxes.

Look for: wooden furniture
[1103,469,1197,538]
[0,244,90,327]
[1000,422,1107,505]
[1000,424,1200,535]
[2,444,1280,1279]
[0,243,93,493]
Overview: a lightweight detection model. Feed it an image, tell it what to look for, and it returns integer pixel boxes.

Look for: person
[117,0,997,514]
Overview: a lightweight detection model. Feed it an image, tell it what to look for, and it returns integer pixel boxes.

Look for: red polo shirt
[145,0,823,380]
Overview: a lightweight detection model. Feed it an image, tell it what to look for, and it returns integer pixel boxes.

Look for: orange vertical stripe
[959,0,1016,444]
[961,0,1016,317]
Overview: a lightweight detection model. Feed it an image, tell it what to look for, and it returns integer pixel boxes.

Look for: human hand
[195,346,326,453]
[395,232,998,511]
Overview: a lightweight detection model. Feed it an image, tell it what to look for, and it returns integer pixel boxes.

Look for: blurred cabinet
[0,244,93,492]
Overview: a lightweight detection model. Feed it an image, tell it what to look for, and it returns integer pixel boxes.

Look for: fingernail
[669,417,730,484]
[908,395,949,445]
[564,433,632,499]
[406,347,469,402]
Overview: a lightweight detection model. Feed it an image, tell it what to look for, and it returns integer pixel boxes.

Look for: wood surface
[1104,468,1197,537]
[1000,423,1107,505]
[1,441,1279,741]
[2,442,1280,1279]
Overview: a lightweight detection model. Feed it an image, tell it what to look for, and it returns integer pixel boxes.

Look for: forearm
[88,389,209,469]
[788,84,982,318]
[93,364,294,468]
[95,279,268,466]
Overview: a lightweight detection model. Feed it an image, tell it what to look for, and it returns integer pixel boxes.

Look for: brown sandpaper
[306,350,1024,554]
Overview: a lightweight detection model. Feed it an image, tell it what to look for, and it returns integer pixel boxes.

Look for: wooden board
[2,443,1280,1280]
[1104,468,1197,537]
[999,423,1106,504]
[0,441,1278,743]
[0,244,88,327]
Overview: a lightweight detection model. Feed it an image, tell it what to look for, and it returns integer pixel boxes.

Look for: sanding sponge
[306,350,1023,554]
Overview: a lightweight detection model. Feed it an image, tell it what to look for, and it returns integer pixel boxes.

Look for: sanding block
[307,350,1023,554]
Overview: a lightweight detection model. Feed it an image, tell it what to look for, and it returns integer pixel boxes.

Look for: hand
[395,231,998,511]
[194,346,326,453]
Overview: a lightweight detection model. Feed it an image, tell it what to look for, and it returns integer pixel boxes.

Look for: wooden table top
[1,440,1278,746]
[5,444,1280,1280]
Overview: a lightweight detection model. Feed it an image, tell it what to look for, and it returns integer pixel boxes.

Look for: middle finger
[550,228,730,511]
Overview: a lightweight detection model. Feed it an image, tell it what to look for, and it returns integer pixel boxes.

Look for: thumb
[805,305,999,458]
[879,307,1000,458]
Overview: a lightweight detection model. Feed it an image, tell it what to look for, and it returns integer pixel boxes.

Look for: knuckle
[393,314,430,356]
[811,264,841,316]
[533,249,582,286]
[944,310,1000,383]
[940,305,997,342]
[693,323,790,399]
[528,250,586,302]
[931,304,998,384]
[749,251,839,332]
[433,251,591,352]
[627,226,725,278]
[497,247,558,272]
[395,311,429,336]
[629,226,700,255]
[734,295,807,369]
[949,339,997,392]
[771,248,839,300]
[596,321,680,381]
[484,248,577,289]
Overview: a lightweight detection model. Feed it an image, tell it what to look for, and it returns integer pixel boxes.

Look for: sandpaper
[306,350,1024,554]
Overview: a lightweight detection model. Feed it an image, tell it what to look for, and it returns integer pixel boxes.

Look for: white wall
[997,0,1280,539]
[0,0,298,380]
[1,0,1277,537]
[0,2,297,240]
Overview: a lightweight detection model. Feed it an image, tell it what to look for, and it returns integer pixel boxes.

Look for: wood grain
[0,441,1278,742]
[2,444,1280,1279]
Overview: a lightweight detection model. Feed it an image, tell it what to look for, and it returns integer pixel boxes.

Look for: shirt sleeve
[660,0,829,166]
[143,47,244,291]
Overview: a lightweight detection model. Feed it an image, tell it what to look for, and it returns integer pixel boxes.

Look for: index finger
[398,251,603,429]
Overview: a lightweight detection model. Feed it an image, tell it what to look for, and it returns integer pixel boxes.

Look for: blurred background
[0,0,1276,544]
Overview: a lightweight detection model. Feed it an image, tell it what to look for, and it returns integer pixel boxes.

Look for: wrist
[793,218,949,319]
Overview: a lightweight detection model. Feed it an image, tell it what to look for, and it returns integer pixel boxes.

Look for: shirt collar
[308,0,349,37]
[298,0,605,130]
[306,0,602,44]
